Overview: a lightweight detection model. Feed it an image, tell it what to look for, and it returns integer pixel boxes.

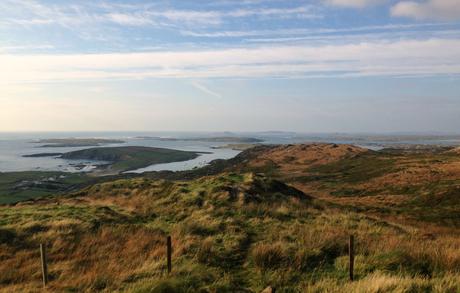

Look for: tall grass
[0,173,459,292]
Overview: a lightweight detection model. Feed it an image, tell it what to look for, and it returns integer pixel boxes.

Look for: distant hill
[159,136,264,143]
[34,138,125,147]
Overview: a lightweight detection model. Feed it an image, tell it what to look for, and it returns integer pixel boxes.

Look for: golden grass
[304,272,460,293]
[1,169,460,292]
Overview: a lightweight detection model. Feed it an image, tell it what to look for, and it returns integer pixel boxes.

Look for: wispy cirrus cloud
[107,10,223,27]
[105,6,319,27]
[181,22,453,38]
[190,81,223,99]
[0,0,319,29]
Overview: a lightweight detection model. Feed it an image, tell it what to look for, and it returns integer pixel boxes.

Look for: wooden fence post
[167,236,172,274]
[40,244,48,287]
[349,235,354,281]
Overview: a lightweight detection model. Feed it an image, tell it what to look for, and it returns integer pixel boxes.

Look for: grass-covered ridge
[1,172,459,292]
[223,144,460,226]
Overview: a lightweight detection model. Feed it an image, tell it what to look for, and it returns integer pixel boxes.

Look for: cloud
[106,6,318,27]
[0,0,99,27]
[325,0,384,8]
[391,0,460,21]
[228,6,319,18]
[0,1,319,29]
[181,22,449,38]
[0,44,55,52]
[1,38,460,83]
[190,81,222,99]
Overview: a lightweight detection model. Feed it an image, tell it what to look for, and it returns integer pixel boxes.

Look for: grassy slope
[61,146,201,173]
[300,149,460,226]
[0,173,459,292]
[224,144,460,227]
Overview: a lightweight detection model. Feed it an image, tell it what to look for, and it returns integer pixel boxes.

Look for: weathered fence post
[167,236,172,274]
[40,244,48,287]
[349,235,354,281]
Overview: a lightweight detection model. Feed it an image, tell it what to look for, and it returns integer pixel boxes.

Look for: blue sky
[1,0,459,132]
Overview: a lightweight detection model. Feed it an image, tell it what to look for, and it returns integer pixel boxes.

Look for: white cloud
[190,81,222,99]
[391,0,460,21]
[1,38,460,82]
[106,6,318,27]
[325,0,384,8]
[0,44,54,52]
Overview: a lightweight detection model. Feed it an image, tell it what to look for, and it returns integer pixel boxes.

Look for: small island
[159,136,264,143]
[34,138,125,148]
[211,143,258,151]
[60,146,203,174]
[23,153,63,158]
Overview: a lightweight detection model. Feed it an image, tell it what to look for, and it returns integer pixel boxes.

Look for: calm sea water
[0,132,459,173]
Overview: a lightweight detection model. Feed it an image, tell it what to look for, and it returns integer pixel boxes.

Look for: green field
[0,171,89,204]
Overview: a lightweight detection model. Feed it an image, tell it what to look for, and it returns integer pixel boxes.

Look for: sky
[0,0,460,133]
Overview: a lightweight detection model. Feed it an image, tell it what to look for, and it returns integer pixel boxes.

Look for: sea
[1,132,459,174]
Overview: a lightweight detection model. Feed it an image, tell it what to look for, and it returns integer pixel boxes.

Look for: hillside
[1,171,459,292]
[217,143,460,227]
